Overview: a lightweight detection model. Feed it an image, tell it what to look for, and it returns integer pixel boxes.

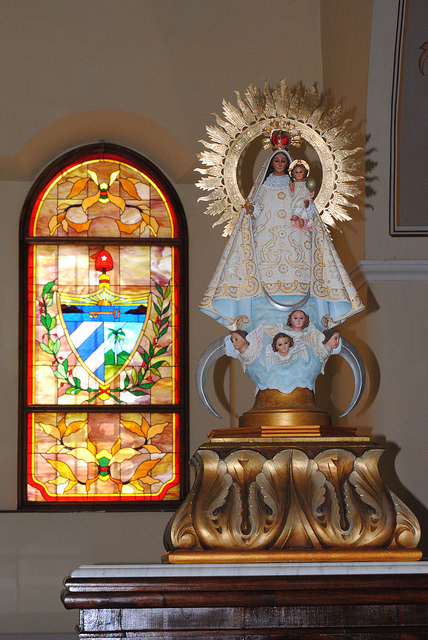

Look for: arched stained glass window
[19,144,188,509]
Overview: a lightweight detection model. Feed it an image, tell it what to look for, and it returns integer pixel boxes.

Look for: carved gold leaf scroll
[165,447,420,552]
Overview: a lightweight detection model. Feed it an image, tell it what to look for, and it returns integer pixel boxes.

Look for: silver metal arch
[337,337,366,417]
[195,336,226,418]
[196,335,366,419]
[263,287,311,313]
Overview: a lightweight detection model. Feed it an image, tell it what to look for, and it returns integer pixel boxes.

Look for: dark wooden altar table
[62,562,428,639]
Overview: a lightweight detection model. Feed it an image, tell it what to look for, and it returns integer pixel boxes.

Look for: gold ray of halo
[196,79,364,237]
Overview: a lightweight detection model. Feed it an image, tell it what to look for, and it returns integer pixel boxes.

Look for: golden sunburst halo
[196,79,363,236]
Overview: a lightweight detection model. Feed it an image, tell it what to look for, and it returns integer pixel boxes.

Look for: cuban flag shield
[57,287,151,386]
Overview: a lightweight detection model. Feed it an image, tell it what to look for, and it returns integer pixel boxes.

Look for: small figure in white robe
[288,159,316,231]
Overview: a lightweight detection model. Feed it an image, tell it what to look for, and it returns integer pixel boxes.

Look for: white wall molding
[350,260,428,288]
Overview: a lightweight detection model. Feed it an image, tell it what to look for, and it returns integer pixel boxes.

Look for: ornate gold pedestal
[163,426,422,563]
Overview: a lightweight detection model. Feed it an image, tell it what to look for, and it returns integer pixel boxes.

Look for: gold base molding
[238,388,341,431]
[163,436,421,564]
[163,548,423,564]
[209,425,358,439]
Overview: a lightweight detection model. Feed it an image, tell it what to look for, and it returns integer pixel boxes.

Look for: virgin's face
[290,311,306,330]
[271,153,289,176]
[276,337,291,355]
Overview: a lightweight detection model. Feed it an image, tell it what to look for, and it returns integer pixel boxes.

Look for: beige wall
[1,1,426,636]
[362,0,428,535]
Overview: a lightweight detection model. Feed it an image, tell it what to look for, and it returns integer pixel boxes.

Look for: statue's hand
[304,199,310,208]
[289,182,295,193]
[291,215,305,228]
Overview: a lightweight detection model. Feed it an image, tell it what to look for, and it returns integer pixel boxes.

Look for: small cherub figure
[272,332,294,356]
[286,309,310,333]
[230,329,249,353]
[304,328,342,373]
[227,324,265,372]
[284,309,325,357]
[289,159,316,231]
[322,328,341,352]
[265,330,308,371]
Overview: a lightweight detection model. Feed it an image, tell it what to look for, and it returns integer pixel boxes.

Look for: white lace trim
[264,173,290,188]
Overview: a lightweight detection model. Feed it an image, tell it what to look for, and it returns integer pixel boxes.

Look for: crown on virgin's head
[262,120,302,150]
[271,130,290,150]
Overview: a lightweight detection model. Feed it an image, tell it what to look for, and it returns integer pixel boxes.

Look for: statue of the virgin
[196,82,365,422]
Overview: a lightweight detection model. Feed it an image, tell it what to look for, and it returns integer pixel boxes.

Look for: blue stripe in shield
[77,324,105,361]
[92,361,105,381]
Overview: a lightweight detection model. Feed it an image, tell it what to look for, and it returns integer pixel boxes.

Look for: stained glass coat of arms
[21,145,188,508]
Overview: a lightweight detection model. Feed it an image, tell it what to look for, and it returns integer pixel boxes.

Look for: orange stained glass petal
[30,158,177,239]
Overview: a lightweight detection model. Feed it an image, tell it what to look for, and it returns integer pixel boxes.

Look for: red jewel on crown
[271,130,290,150]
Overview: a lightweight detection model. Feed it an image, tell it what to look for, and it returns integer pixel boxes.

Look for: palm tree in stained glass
[108,327,126,365]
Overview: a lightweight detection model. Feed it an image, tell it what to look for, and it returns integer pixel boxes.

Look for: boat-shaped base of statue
[163,431,422,564]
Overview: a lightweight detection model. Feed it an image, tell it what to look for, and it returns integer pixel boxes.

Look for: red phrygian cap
[91,249,113,272]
